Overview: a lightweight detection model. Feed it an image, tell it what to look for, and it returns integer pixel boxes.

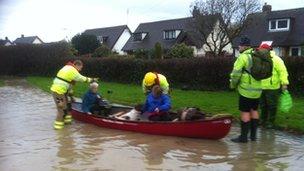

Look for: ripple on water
[0,79,304,171]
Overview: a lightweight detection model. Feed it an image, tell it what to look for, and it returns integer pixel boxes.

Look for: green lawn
[0,79,4,87]
[27,76,304,133]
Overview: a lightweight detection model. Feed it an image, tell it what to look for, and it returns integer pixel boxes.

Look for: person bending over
[51,60,94,130]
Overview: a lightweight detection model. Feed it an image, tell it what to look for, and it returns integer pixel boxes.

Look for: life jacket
[56,61,77,85]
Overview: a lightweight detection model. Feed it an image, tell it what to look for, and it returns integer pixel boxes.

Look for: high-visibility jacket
[261,51,289,90]
[51,65,91,95]
[230,48,262,99]
[142,73,169,94]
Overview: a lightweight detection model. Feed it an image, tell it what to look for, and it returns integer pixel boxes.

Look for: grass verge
[0,79,4,87]
[27,76,304,133]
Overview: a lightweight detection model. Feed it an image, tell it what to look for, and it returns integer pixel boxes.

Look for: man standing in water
[230,37,263,143]
[259,43,289,128]
[51,60,94,130]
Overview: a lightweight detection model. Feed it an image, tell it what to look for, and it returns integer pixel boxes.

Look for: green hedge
[0,44,303,93]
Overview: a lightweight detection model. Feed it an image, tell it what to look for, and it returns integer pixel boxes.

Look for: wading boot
[53,121,64,130]
[250,119,259,141]
[231,121,250,143]
[64,115,73,124]
[63,109,72,124]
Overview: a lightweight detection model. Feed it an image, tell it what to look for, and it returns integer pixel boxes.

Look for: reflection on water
[0,79,304,171]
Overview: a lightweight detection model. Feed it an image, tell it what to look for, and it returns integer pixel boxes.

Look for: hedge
[0,43,303,93]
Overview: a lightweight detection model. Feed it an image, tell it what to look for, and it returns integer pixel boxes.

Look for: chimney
[262,3,272,13]
[5,37,8,40]
[21,34,24,38]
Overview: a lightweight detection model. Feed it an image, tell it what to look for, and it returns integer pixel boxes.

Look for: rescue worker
[230,36,262,143]
[51,60,94,130]
[259,44,289,128]
[142,72,169,95]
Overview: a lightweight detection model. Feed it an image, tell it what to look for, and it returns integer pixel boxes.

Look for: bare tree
[190,0,261,55]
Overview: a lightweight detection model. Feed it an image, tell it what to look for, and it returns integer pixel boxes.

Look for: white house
[122,16,233,56]
[14,35,44,45]
[233,4,304,57]
[83,25,132,55]
[0,37,13,46]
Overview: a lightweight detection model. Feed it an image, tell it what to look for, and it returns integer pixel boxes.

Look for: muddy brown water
[0,79,304,171]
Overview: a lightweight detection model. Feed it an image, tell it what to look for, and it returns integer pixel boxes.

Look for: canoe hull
[71,107,232,140]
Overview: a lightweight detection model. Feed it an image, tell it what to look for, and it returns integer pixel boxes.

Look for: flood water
[0,79,304,171]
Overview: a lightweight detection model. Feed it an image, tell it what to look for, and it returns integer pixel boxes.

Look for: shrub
[71,33,100,55]
[0,43,74,76]
[134,49,149,59]
[167,43,194,58]
[154,42,163,59]
[92,44,112,57]
[1,44,304,94]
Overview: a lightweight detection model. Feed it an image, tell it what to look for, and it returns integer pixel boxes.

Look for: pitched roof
[14,36,43,44]
[0,38,12,46]
[122,16,219,51]
[83,25,131,49]
[233,7,304,47]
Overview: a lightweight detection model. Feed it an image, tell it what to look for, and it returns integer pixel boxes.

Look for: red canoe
[71,103,232,140]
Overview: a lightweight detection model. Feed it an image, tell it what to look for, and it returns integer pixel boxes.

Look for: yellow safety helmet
[144,72,157,86]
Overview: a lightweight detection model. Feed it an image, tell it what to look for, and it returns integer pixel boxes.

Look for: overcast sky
[0,0,303,42]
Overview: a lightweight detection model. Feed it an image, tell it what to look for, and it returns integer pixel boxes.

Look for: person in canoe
[142,72,169,95]
[173,107,206,121]
[51,60,95,130]
[112,104,143,121]
[141,85,171,121]
[81,82,103,115]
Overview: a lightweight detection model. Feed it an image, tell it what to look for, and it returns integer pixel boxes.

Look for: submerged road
[0,79,303,171]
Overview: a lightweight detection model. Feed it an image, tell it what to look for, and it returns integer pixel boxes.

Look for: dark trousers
[148,112,171,121]
[90,103,111,116]
[260,89,280,125]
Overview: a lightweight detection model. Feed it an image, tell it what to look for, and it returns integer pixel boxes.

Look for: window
[270,21,276,29]
[133,33,142,41]
[290,47,301,56]
[102,36,108,43]
[269,19,290,31]
[278,20,288,28]
[164,30,177,40]
[97,36,106,43]
[273,47,282,56]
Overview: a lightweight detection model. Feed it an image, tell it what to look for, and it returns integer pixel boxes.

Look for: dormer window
[163,30,181,40]
[133,32,147,41]
[269,19,290,32]
[97,36,108,43]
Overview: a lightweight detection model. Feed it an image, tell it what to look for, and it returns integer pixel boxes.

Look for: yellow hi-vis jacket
[230,48,262,99]
[261,51,289,90]
[51,65,91,95]
[142,73,170,94]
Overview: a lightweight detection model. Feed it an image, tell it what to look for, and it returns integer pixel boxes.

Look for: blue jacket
[81,90,101,113]
[142,93,171,113]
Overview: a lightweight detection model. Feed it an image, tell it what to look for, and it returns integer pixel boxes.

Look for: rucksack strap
[153,72,160,85]
[242,53,253,84]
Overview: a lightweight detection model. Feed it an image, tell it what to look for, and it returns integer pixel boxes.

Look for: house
[122,16,233,56]
[0,37,13,46]
[83,25,132,55]
[14,35,44,45]
[233,4,304,56]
